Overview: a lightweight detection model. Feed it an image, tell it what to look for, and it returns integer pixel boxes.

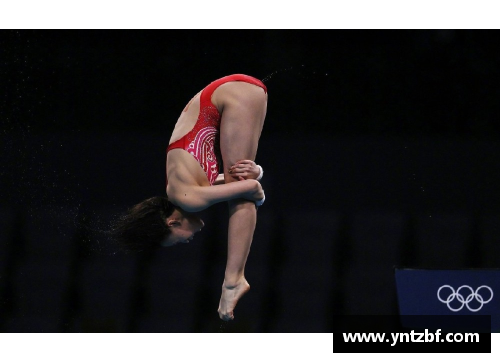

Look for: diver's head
[112,196,203,252]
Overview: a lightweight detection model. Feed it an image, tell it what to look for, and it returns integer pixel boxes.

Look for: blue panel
[395,268,500,332]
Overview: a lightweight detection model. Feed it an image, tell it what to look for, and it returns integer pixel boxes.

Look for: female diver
[113,74,268,321]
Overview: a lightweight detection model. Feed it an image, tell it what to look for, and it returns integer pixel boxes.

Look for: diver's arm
[169,179,264,212]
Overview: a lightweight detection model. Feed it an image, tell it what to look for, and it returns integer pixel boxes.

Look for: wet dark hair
[110,196,176,253]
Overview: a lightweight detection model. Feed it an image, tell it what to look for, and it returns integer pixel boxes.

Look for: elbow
[248,179,260,192]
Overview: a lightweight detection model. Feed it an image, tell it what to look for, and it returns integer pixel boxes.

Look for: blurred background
[1,30,500,332]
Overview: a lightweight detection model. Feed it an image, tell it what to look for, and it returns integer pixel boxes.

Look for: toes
[218,310,234,321]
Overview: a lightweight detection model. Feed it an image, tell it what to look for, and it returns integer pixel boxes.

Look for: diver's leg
[216,82,267,321]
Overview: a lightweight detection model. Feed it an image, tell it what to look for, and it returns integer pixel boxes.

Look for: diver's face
[162,208,204,247]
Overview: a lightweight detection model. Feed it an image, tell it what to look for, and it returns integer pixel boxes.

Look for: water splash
[262,64,329,83]
[219,321,228,333]
[262,66,295,82]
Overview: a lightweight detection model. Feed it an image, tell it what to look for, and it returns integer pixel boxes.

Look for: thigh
[218,82,268,179]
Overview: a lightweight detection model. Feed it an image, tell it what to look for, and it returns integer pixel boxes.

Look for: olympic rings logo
[437,285,494,312]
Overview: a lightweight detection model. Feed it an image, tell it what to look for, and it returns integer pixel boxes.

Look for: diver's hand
[228,160,262,181]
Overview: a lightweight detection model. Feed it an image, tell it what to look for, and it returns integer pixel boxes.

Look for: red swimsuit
[166,74,267,186]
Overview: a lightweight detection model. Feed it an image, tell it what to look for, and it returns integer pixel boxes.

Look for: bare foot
[217,278,250,321]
